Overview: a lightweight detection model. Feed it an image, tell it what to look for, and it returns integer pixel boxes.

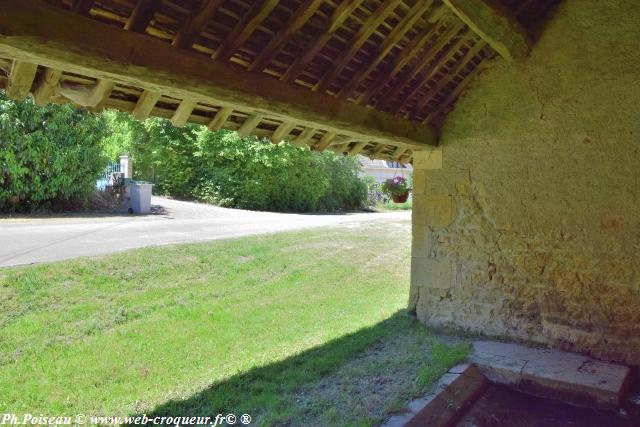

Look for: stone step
[470,340,635,410]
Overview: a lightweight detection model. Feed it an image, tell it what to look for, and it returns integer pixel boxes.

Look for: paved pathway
[0,197,410,267]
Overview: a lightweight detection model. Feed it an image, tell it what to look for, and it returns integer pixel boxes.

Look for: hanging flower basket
[382,176,411,203]
[392,191,409,203]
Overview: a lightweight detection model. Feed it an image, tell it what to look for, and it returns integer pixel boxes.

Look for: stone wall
[410,0,640,364]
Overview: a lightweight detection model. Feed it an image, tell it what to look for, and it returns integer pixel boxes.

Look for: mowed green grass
[0,219,467,425]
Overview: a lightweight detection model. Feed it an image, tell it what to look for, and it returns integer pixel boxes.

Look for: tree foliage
[0,92,107,212]
[102,112,368,212]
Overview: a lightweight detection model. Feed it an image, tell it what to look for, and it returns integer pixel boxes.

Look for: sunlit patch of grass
[0,219,468,426]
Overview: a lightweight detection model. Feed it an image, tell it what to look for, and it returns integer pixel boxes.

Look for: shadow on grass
[126,311,468,426]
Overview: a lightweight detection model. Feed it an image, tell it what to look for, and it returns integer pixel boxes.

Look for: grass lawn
[378,199,413,211]
[0,219,467,426]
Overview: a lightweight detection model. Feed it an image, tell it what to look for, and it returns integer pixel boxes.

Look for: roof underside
[0,0,557,162]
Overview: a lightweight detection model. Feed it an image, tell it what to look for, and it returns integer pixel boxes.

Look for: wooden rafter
[355,19,444,106]
[389,30,472,115]
[172,0,225,49]
[375,22,465,111]
[0,1,437,148]
[248,0,324,72]
[33,67,62,105]
[292,127,317,147]
[410,40,486,119]
[337,0,434,99]
[59,79,114,107]
[71,0,93,15]
[171,99,197,127]
[125,0,161,33]
[6,60,37,100]
[237,115,262,138]
[348,141,368,156]
[443,0,530,60]
[132,89,160,120]
[314,131,337,151]
[314,0,404,93]
[271,122,295,143]
[208,106,233,131]
[281,0,365,83]
[212,0,279,61]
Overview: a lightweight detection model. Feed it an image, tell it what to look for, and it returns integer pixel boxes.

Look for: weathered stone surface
[410,0,640,365]
[413,149,443,170]
[471,341,634,410]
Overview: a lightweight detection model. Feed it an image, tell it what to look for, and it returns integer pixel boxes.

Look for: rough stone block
[404,364,489,427]
[411,258,453,290]
[412,169,426,195]
[413,195,455,229]
[413,149,443,170]
[470,341,634,410]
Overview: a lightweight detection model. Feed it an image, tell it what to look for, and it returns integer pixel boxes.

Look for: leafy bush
[104,113,369,212]
[0,92,107,212]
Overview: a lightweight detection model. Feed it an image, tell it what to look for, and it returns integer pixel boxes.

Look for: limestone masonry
[409,0,640,364]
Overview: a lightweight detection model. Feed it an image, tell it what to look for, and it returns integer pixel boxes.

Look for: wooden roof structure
[0,0,556,162]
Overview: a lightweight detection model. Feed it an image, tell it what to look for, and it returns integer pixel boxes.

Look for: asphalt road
[0,197,410,267]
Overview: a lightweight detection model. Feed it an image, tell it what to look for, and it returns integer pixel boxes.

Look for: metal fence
[96,161,124,191]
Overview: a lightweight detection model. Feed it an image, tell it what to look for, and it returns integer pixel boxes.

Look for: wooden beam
[391,146,407,160]
[376,22,465,110]
[314,131,337,151]
[237,115,262,138]
[281,1,364,82]
[442,0,529,60]
[59,79,114,107]
[172,0,224,49]
[355,19,444,106]
[6,60,37,100]
[388,31,471,115]
[338,0,434,99]
[33,67,62,105]
[315,0,403,93]
[292,127,316,147]
[0,1,437,148]
[410,40,486,119]
[271,122,295,143]
[125,0,161,33]
[348,141,368,156]
[171,99,197,127]
[71,0,93,15]
[131,89,160,120]
[207,106,232,131]
[248,0,323,72]
[213,0,279,61]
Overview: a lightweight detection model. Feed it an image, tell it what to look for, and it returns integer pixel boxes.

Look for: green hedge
[0,93,107,212]
[103,112,368,212]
